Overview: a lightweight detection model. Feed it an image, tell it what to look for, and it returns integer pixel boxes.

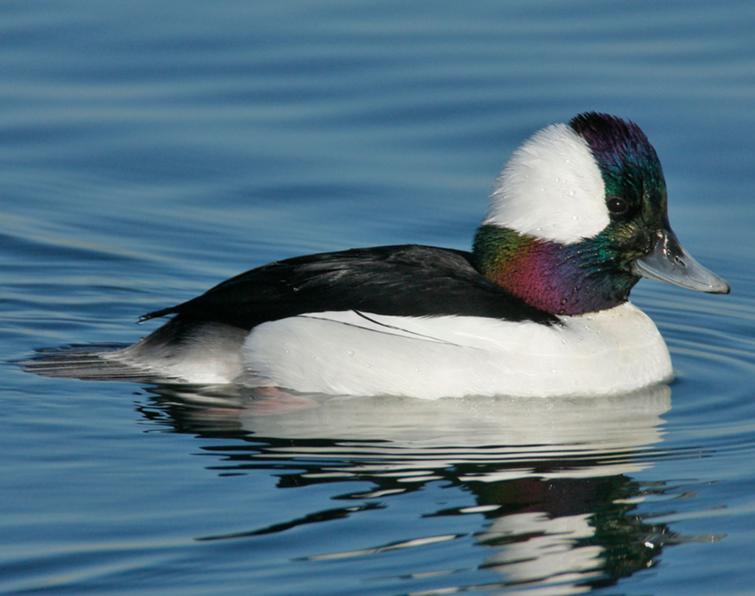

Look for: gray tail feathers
[22,317,248,384]
[21,344,155,381]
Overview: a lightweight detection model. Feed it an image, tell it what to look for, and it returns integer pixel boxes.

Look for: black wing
[140,245,556,328]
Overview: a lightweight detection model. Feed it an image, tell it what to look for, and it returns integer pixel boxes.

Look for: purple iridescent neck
[473,225,638,316]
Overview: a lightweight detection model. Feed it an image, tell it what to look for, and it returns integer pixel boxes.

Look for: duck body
[106,243,672,398]
[28,113,728,398]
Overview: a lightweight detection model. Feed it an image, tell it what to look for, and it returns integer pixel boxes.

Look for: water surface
[2,1,755,594]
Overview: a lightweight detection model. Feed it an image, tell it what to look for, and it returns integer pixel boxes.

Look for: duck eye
[607,196,629,215]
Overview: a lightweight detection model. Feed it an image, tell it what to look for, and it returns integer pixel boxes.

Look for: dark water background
[2,1,755,593]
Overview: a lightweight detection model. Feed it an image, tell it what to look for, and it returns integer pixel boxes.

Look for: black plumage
[140,245,557,328]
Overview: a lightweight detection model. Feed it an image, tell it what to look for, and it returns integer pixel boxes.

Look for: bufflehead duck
[28,113,729,398]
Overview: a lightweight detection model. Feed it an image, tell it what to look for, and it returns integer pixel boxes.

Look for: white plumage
[99,303,672,399]
[485,123,609,243]
[240,303,672,398]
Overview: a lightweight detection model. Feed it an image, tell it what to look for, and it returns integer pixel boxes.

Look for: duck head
[474,112,729,316]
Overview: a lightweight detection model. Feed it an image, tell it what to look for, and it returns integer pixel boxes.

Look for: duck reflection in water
[135,382,707,593]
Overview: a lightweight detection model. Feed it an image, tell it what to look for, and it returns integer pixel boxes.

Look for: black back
[141,245,556,328]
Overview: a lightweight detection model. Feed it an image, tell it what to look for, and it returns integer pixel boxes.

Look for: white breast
[240,303,672,399]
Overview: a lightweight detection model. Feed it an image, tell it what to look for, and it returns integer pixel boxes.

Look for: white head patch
[485,123,609,244]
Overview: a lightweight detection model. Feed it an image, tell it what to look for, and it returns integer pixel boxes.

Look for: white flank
[239,303,672,399]
[485,123,609,243]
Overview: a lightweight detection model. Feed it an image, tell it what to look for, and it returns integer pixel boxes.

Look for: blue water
[3,1,755,593]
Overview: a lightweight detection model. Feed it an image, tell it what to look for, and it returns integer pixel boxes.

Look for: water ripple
[2,1,755,594]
